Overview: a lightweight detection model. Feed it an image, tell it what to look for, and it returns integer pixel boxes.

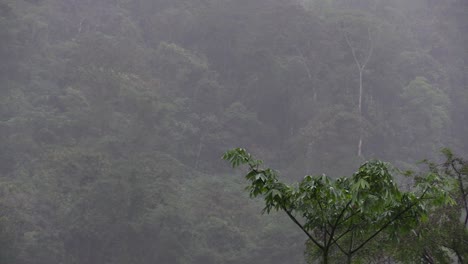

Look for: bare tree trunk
[346,227,355,264]
[295,46,317,102]
[358,69,363,115]
[78,18,85,34]
[323,249,328,264]
[358,69,363,157]
[343,28,373,157]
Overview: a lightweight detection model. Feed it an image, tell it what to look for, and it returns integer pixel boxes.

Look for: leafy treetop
[223,148,454,263]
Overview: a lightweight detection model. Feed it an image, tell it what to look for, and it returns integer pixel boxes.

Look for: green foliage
[0,0,467,263]
[224,148,454,263]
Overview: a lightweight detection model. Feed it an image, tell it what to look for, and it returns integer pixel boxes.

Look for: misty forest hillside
[0,0,467,263]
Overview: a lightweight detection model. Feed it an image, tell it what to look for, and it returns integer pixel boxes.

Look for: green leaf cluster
[224,148,454,263]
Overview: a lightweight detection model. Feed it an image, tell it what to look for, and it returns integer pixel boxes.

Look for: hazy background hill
[0,0,466,263]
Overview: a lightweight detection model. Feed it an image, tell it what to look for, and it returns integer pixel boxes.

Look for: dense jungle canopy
[0,0,467,263]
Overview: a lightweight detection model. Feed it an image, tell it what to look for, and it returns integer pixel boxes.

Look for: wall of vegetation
[0,0,466,263]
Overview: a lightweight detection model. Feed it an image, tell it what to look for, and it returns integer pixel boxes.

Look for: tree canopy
[224,148,454,263]
[0,0,467,263]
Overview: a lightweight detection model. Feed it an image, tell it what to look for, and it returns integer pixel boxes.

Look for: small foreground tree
[223,148,453,263]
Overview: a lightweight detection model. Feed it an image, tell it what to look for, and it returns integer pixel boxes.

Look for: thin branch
[78,18,85,34]
[281,205,324,250]
[451,161,468,226]
[337,208,360,226]
[317,199,330,237]
[294,46,313,81]
[323,224,348,255]
[343,28,374,71]
[326,200,353,248]
[350,188,429,254]
[423,248,435,264]
[333,225,355,244]
[361,27,374,69]
[343,31,361,69]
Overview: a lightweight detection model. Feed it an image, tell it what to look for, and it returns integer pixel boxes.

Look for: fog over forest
[0,0,467,263]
